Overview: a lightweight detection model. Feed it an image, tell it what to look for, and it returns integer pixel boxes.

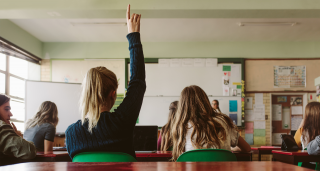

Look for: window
[0,53,40,132]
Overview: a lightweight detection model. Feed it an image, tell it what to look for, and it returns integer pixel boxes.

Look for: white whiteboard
[137,96,242,126]
[52,59,125,94]
[133,62,242,127]
[129,63,241,96]
[25,81,81,133]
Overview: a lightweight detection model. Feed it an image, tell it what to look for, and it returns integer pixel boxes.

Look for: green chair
[176,149,237,162]
[72,152,137,162]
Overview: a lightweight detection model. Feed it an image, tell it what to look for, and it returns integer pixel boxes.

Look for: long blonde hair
[160,101,178,151]
[302,102,320,143]
[80,66,118,133]
[26,101,59,129]
[171,85,233,161]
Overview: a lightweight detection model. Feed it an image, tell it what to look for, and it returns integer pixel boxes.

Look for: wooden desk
[0,151,71,166]
[0,162,313,171]
[251,146,281,161]
[136,151,252,162]
[272,150,320,165]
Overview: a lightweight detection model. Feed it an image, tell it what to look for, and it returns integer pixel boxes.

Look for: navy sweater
[65,32,146,159]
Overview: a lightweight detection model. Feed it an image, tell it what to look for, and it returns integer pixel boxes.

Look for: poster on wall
[290,97,302,105]
[273,66,306,88]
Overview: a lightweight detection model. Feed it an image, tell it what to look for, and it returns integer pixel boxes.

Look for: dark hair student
[65,5,146,160]
[0,94,36,159]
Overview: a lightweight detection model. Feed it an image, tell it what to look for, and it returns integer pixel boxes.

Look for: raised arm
[111,5,145,123]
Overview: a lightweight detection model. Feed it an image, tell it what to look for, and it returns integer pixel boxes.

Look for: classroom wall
[43,41,320,59]
[245,59,320,92]
[41,59,51,81]
[0,19,43,58]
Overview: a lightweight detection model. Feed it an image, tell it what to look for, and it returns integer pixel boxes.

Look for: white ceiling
[10,18,320,42]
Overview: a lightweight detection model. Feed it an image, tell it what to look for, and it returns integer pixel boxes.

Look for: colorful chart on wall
[273,66,306,88]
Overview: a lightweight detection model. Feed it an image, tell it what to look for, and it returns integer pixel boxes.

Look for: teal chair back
[73,152,137,162]
[176,149,237,162]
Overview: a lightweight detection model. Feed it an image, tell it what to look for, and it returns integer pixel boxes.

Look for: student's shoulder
[65,120,82,134]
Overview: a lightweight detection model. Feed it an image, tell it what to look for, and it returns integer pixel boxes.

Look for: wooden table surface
[0,162,313,171]
[272,150,320,165]
[251,146,281,161]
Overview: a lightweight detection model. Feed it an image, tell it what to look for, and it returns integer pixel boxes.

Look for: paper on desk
[291,106,303,115]
[245,110,254,121]
[255,93,264,105]
[158,59,170,68]
[254,121,266,129]
[245,122,254,134]
[272,104,282,121]
[291,116,303,130]
[254,104,265,120]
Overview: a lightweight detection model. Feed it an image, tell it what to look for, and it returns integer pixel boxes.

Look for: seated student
[171,85,251,161]
[65,5,145,160]
[157,101,178,151]
[294,102,320,149]
[212,99,221,113]
[0,94,36,159]
[24,101,59,152]
[307,135,320,155]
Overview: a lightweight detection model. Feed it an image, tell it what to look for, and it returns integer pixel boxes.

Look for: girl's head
[212,100,220,112]
[171,85,227,161]
[0,94,12,124]
[26,101,59,129]
[80,66,118,133]
[302,102,320,143]
[160,101,178,151]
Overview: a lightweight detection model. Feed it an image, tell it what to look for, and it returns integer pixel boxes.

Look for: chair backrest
[72,152,137,162]
[176,149,237,162]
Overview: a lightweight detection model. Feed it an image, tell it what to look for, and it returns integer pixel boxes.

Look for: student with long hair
[157,101,178,151]
[293,102,320,169]
[294,102,320,149]
[65,5,145,159]
[0,94,36,159]
[212,100,221,113]
[24,101,59,152]
[171,85,251,161]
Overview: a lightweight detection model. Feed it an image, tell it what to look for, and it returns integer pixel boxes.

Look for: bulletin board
[245,59,320,92]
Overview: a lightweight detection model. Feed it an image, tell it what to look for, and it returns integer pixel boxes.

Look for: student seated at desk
[24,101,59,152]
[294,102,320,149]
[211,100,221,113]
[0,94,36,159]
[65,5,145,160]
[157,101,178,151]
[171,86,251,161]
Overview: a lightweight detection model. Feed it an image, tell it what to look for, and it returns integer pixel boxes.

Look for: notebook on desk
[133,126,158,153]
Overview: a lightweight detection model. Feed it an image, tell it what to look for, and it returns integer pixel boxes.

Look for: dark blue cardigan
[65,32,146,159]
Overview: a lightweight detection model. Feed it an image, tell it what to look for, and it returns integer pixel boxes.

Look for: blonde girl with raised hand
[24,101,59,152]
[0,94,36,159]
[171,85,251,161]
[65,5,146,160]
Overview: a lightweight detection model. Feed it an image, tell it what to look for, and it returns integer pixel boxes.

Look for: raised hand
[126,4,141,33]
